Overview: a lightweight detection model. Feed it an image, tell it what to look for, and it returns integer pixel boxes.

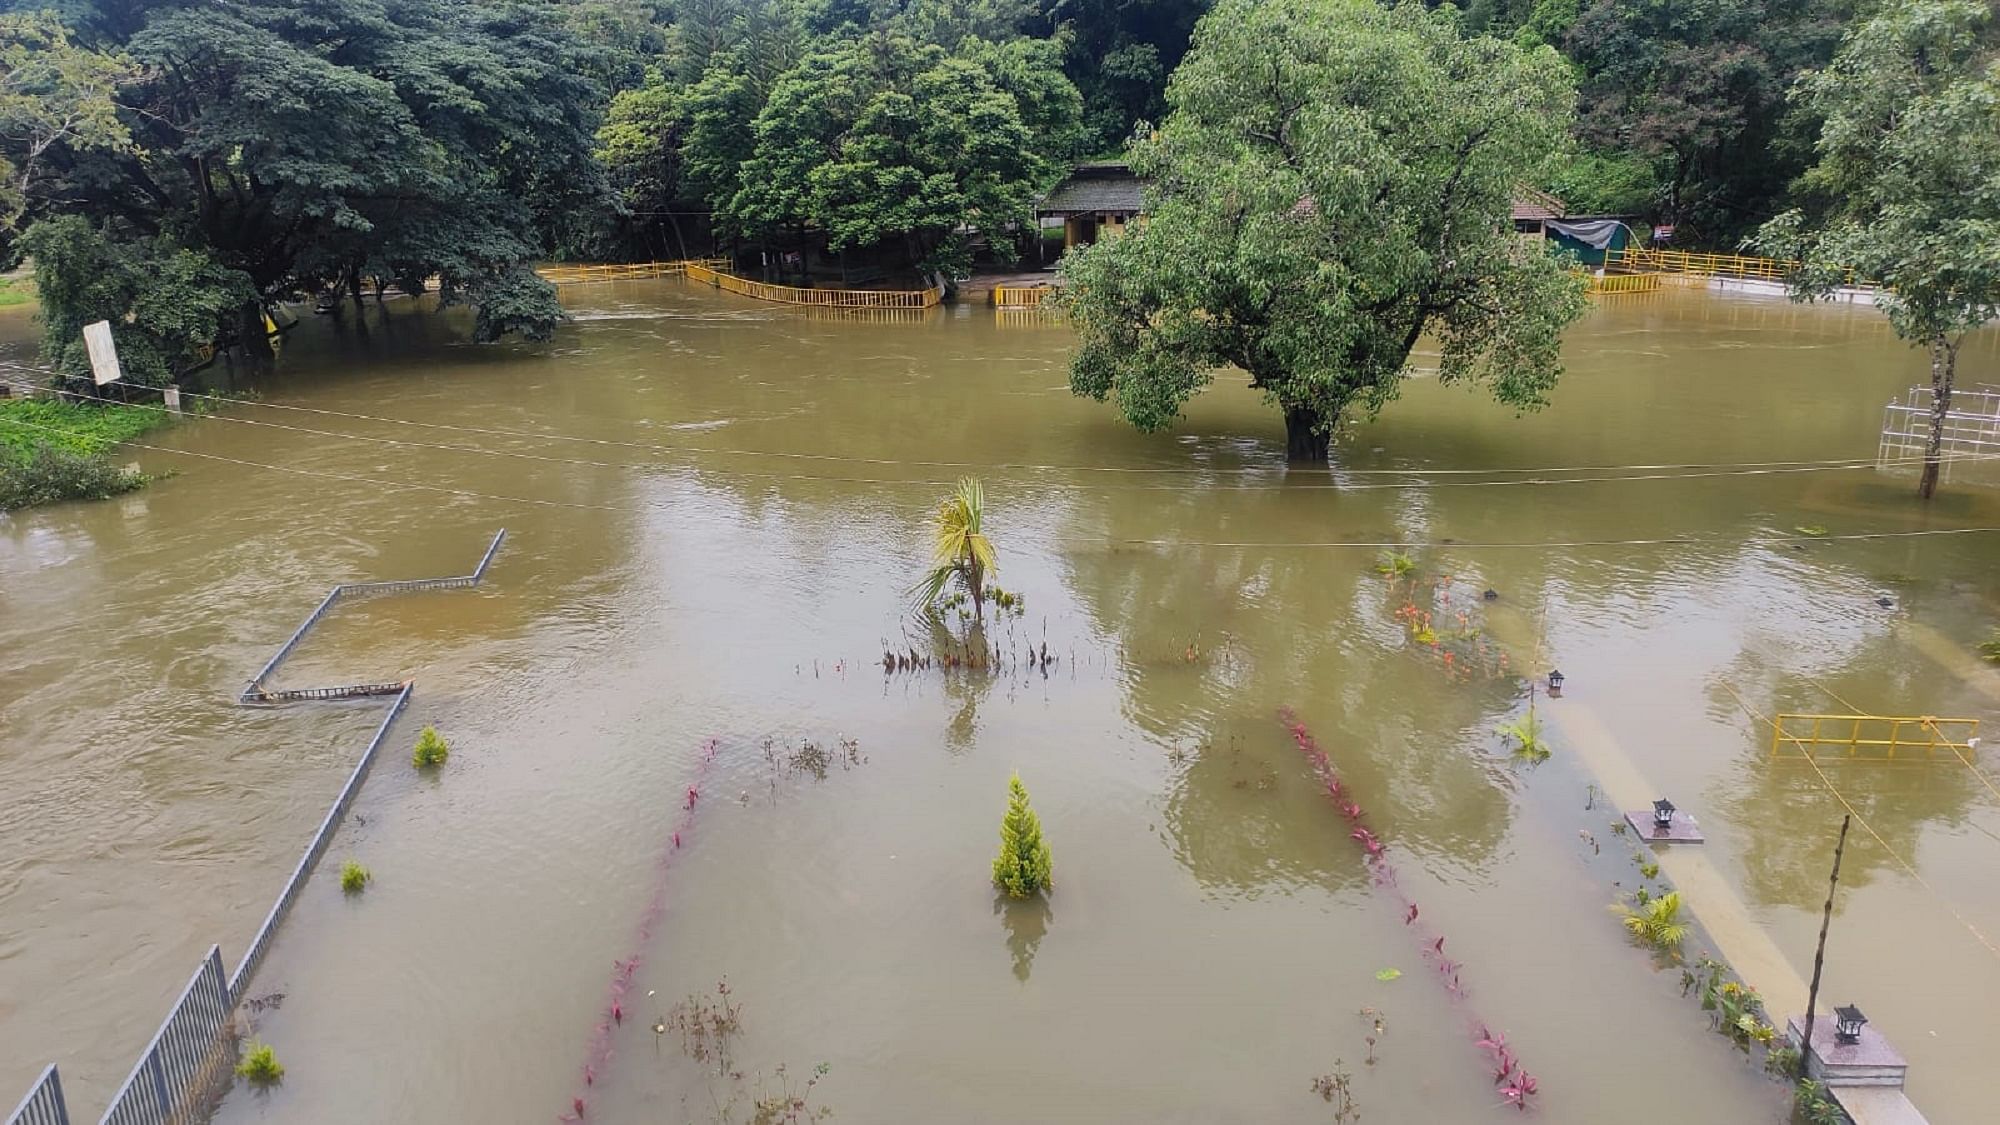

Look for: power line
[4,360,1972,480]
[8,414,2000,552]
[17,381,1997,493]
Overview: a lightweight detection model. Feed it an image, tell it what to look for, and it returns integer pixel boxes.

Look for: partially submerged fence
[992,284,1058,308]
[98,950,231,1125]
[8,532,505,1125]
[684,262,943,309]
[1770,713,1980,762]
[1877,384,2000,484]
[239,530,505,704]
[1585,272,1662,295]
[7,1068,66,1125]
[1606,247,1879,293]
[536,260,728,285]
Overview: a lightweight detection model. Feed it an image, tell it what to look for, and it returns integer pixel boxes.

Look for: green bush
[992,773,1053,898]
[340,860,370,894]
[235,1041,284,1085]
[411,725,449,769]
[0,399,166,461]
[0,444,145,511]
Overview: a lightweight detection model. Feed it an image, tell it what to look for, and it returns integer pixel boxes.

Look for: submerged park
[4,2,2000,1124]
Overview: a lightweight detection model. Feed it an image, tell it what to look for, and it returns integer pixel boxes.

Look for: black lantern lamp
[1652,799,1676,831]
[1547,668,1565,693]
[1834,1005,1867,1044]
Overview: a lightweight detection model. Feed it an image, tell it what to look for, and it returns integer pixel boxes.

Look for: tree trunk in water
[1918,337,1956,500]
[236,302,274,371]
[1284,405,1331,462]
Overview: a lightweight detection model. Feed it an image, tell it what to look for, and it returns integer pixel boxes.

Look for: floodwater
[2,284,1997,1124]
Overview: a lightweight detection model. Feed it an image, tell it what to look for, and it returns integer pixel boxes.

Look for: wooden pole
[1798,814,1851,1075]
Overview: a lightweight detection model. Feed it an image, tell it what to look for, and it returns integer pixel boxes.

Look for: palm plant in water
[1620,890,1690,952]
[914,478,997,620]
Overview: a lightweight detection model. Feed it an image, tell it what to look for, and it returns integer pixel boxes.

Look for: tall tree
[20,0,607,369]
[1061,0,1587,462]
[727,32,1059,275]
[1034,0,1210,152]
[1560,0,1842,241]
[0,12,131,241]
[1757,0,2000,500]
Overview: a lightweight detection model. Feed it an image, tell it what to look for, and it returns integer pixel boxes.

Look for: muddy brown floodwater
[2,285,1997,1124]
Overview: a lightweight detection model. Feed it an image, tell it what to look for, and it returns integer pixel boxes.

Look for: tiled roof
[1511,187,1567,222]
[1038,163,1144,216]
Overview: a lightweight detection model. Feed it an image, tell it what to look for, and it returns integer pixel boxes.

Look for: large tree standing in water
[1060,0,1586,462]
[1756,0,2000,500]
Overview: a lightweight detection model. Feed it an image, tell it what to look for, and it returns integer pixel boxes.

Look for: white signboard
[163,386,182,414]
[83,320,123,386]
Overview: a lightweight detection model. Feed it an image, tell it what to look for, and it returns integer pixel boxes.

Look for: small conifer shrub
[992,773,1053,898]
[340,860,370,894]
[411,726,449,769]
[236,1041,284,1085]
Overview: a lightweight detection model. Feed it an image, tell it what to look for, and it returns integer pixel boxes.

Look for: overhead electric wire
[16,379,1998,493]
[8,413,2000,552]
[5,360,1983,481]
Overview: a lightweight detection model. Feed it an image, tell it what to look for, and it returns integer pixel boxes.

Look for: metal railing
[1585,273,1663,295]
[1770,713,1981,761]
[7,531,511,1125]
[230,686,411,998]
[6,1067,67,1125]
[535,260,729,285]
[1605,247,1878,292]
[99,949,232,1125]
[239,529,506,703]
[992,285,1057,308]
[684,263,943,309]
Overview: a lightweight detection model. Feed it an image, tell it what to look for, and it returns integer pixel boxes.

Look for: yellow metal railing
[1584,273,1662,295]
[1770,713,1980,761]
[992,285,1058,308]
[536,260,729,285]
[684,263,942,309]
[1606,248,1876,291]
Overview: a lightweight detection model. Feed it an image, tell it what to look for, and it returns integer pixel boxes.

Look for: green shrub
[0,444,145,511]
[340,860,370,894]
[411,726,449,768]
[992,773,1053,898]
[1620,890,1690,951]
[235,1041,284,1085]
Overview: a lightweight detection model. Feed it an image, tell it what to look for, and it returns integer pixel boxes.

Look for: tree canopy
[1060,0,1587,462]
[1756,0,2000,499]
[7,0,610,378]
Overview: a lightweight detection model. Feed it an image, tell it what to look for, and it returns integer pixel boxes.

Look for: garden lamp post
[1834,1005,1867,1044]
[1652,799,1676,831]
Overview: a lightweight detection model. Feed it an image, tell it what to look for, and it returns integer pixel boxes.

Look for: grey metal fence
[238,529,506,703]
[99,948,231,1125]
[11,529,508,1123]
[6,1066,68,1125]
[229,684,411,999]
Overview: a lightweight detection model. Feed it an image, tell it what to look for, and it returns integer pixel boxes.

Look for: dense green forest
[0,0,1935,376]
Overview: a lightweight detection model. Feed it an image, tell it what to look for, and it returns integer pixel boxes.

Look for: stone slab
[1830,1086,1930,1125]
[1623,809,1705,843]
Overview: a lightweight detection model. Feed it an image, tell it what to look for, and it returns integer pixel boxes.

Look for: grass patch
[0,398,167,463]
[0,399,166,511]
[0,277,33,307]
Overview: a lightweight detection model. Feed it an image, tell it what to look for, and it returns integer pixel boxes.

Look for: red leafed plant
[1282,709,1539,1111]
